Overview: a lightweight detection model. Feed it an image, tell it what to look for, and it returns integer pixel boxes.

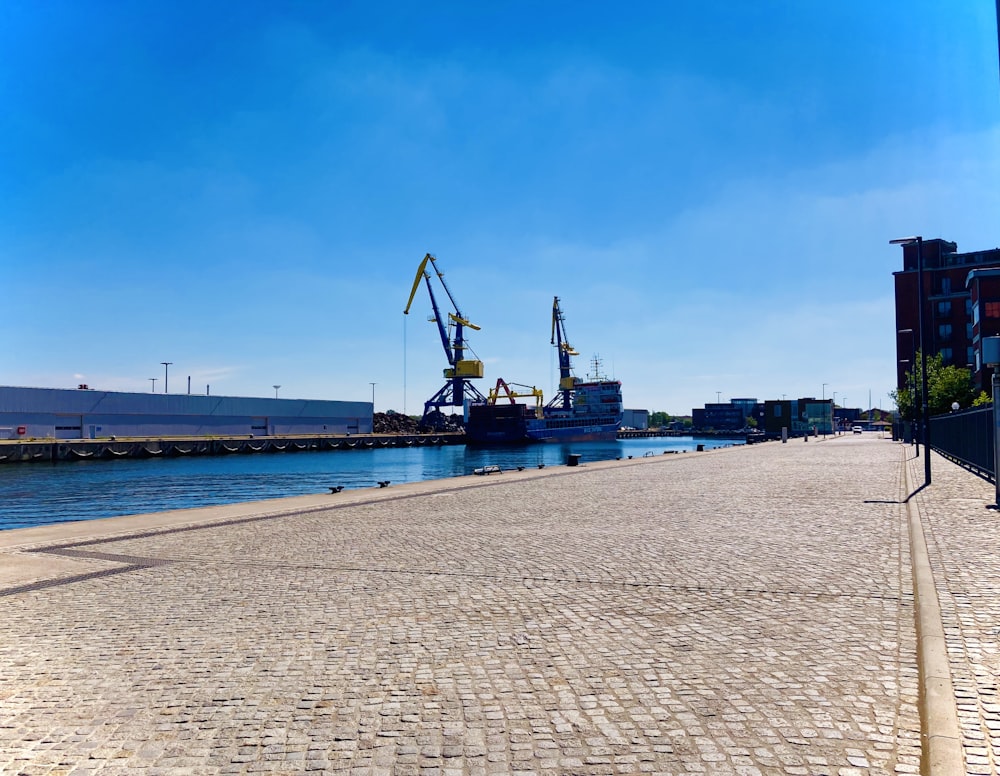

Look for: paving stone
[0,437,972,772]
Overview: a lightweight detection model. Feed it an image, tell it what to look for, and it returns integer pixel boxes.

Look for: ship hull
[524,425,620,444]
[465,379,623,446]
[465,421,620,446]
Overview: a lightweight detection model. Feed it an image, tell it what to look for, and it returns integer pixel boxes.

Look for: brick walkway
[0,434,981,775]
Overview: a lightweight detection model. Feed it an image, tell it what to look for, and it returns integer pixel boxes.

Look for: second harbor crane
[547,296,579,411]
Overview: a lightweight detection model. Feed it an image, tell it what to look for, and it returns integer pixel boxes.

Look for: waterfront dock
[0,436,992,774]
[0,430,749,465]
[0,432,464,464]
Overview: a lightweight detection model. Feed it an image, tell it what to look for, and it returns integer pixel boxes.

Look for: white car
[852,426,863,434]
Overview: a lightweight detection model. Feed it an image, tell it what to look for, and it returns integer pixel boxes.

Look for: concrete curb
[903,449,964,775]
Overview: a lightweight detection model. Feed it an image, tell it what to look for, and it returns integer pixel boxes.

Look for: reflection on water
[0,436,742,530]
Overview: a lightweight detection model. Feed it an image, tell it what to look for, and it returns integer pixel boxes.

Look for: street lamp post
[161,362,173,394]
[898,328,918,454]
[822,383,828,436]
[370,382,377,411]
[891,236,930,485]
[273,385,281,399]
[149,377,157,393]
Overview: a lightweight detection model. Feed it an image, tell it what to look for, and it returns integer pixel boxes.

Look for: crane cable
[403,313,407,417]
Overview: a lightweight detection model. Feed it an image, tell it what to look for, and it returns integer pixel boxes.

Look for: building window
[937,301,952,315]
[940,347,953,363]
[968,346,975,367]
[987,301,1000,318]
[968,323,974,339]
[967,299,973,316]
[941,277,951,294]
[938,324,952,339]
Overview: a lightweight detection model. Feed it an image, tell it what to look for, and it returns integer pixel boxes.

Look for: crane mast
[548,296,579,411]
[404,254,486,426]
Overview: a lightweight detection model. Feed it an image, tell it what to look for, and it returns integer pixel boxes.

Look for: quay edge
[0,433,465,464]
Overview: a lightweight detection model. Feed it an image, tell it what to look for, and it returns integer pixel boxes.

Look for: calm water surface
[0,436,741,530]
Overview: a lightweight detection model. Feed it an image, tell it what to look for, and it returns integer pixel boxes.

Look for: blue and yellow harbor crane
[404,254,487,427]
[547,296,579,411]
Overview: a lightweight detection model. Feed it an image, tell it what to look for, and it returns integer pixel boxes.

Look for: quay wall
[0,432,465,464]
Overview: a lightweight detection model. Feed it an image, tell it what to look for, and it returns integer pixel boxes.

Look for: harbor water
[0,436,742,530]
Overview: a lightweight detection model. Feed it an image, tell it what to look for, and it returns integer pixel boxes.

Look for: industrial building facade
[621,408,649,430]
[0,387,372,440]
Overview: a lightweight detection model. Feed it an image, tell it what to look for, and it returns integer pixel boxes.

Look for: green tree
[890,351,978,417]
[649,411,671,427]
[889,370,917,421]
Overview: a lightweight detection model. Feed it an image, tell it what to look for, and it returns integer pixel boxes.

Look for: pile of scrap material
[418,410,465,433]
[373,412,422,434]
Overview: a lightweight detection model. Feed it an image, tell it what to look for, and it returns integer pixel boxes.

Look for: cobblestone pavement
[0,436,927,775]
[906,448,1000,775]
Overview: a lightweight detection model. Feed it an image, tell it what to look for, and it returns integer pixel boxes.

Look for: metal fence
[930,405,994,481]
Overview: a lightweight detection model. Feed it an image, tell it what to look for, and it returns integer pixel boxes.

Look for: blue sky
[3,1,999,415]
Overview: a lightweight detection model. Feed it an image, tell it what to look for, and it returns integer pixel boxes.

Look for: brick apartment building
[892,238,1000,395]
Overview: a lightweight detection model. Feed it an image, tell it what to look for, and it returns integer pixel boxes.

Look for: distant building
[621,409,649,430]
[966,268,1000,392]
[0,386,372,440]
[834,406,861,428]
[762,398,833,436]
[892,238,1000,394]
[692,399,761,431]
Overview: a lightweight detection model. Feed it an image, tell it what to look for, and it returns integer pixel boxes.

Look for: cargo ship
[464,297,624,445]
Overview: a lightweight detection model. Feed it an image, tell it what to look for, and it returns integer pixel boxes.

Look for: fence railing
[929,405,994,481]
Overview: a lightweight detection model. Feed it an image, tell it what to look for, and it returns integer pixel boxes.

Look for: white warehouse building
[0,386,373,440]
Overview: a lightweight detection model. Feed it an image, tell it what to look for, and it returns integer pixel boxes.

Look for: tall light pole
[273,385,281,399]
[822,384,828,436]
[898,328,918,454]
[161,362,173,394]
[891,236,930,485]
[716,391,721,404]
[149,377,157,393]
[370,382,377,411]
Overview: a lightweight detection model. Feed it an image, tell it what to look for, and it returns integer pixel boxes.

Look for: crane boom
[403,254,432,315]
[488,378,544,418]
